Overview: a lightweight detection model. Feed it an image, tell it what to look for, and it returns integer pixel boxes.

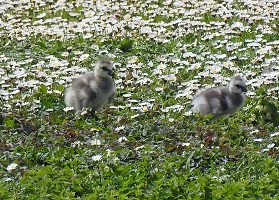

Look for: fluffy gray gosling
[192,75,247,119]
[65,58,116,114]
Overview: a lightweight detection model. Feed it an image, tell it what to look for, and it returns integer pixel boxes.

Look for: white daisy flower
[7,163,18,171]
[92,154,102,162]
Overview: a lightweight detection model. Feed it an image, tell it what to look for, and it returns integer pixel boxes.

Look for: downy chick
[65,58,116,112]
[192,75,247,119]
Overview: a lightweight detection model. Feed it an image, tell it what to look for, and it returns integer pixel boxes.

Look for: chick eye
[102,67,109,71]
[235,84,241,88]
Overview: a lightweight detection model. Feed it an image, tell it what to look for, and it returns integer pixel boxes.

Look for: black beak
[108,70,114,77]
[102,67,115,77]
[236,84,247,92]
[241,86,247,92]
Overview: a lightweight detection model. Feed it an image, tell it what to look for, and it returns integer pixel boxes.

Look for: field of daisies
[1,0,279,199]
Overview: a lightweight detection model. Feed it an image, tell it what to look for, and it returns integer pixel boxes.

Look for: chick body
[192,76,247,119]
[65,59,116,112]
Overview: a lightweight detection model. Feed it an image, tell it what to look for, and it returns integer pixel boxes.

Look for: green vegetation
[0,0,278,199]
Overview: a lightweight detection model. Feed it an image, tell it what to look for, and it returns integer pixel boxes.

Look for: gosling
[192,75,247,119]
[65,58,116,113]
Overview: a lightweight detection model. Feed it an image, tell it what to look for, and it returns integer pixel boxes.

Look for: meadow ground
[0,0,279,199]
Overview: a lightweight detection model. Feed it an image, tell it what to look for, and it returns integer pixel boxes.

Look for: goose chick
[65,58,116,112]
[192,75,247,119]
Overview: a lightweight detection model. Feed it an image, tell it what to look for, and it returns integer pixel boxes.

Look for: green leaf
[119,37,134,52]
[5,117,14,127]
[36,41,47,49]
[38,85,48,94]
